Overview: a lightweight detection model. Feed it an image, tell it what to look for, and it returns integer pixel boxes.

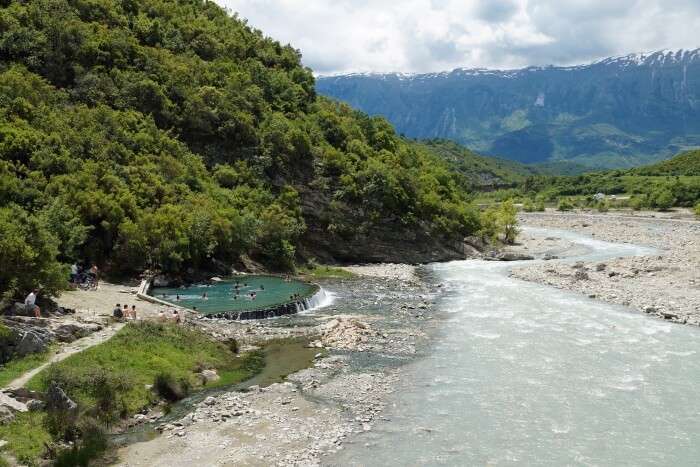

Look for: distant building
[594,193,605,200]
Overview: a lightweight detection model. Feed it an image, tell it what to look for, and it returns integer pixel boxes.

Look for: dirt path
[3,322,125,392]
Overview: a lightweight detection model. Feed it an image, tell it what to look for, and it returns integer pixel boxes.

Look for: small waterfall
[303,287,334,312]
[203,286,334,320]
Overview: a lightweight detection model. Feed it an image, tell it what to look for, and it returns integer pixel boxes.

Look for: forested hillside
[417,139,537,189]
[516,149,700,211]
[0,0,482,298]
[632,149,700,176]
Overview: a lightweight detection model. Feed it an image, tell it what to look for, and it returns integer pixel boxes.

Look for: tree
[0,205,67,300]
[498,200,519,244]
[557,198,574,211]
[652,189,675,211]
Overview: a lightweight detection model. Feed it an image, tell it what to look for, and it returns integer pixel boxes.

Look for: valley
[0,1,699,466]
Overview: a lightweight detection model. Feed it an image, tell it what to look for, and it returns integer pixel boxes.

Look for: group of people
[230,281,262,301]
[113,303,137,320]
[158,308,183,324]
[70,263,100,289]
[112,302,183,324]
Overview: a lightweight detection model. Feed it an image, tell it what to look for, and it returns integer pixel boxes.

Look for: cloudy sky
[215,0,700,75]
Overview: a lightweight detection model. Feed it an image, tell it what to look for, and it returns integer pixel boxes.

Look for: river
[330,229,700,466]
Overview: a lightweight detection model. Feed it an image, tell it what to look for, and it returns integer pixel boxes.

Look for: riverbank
[510,210,700,326]
[114,265,438,465]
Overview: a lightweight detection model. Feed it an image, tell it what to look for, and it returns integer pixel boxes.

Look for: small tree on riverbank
[480,200,519,245]
[498,200,519,244]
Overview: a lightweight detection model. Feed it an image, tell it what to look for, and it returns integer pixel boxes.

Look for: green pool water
[149,276,317,315]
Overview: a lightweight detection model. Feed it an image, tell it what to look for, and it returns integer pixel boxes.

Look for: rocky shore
[115,264,439,466]
[511,211,700,326]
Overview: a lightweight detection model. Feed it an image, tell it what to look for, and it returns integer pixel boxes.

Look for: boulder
[53,322,101,343]
[26,399,45,412]
[200,369,220,383]
[661,311,679,320]
[45,382,77,412]
[6,388,43,403]
[8,303,34,317]
[0,405,15,424]
[15,330,49,357]
[0,393,27,413]
[483,252,534,262]
[203,396,217,406]
[464,236,487,251]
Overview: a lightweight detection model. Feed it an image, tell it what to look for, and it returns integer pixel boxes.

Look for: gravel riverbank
[510,211,700,326]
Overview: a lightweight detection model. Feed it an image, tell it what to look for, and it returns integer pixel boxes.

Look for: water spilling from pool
[331,229,700,466]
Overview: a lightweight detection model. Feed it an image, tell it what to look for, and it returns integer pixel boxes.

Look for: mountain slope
[317,50,700,169]
[632,149,700,176]
[0,0,483,295]
[417,139,536,189]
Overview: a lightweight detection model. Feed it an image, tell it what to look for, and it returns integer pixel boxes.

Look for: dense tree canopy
[0,0,481,297]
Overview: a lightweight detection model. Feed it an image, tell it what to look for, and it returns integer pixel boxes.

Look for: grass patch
[0,347,54,388]
[0,412,51,466]
[6,322,266,465]
[26,322,258,416]
[297,264,355,280]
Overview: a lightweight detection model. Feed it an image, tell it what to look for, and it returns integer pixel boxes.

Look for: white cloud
[215,0,700,74]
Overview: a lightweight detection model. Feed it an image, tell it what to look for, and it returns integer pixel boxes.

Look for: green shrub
[153,372,191,402]
[652,189,675,211]
[630,195,646,211]
[54,418,107,467]
[557,198,575,211]
[226,338,240,354]
[694,202,700,217]
[522,198,537,212]
[596,201,609,212]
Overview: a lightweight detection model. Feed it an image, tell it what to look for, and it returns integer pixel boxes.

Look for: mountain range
[317,49,700,169]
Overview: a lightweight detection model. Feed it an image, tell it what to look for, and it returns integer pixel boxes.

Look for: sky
[214,0,700,75]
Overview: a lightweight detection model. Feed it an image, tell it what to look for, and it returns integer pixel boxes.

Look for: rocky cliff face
[298,189,466,264]
[317,49,700,168]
